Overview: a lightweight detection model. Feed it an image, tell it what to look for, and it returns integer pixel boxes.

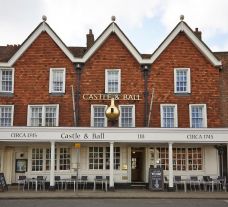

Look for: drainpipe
[141,64,150,127]
[74,63,83,126]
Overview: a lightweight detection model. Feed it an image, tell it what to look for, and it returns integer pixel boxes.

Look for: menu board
[148,166,164,191]
[0,173,8,191]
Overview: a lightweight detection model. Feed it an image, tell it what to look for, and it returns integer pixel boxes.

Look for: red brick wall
[148,32,221,127]
[0,31,222,128]
[216,52,228,127]
[0,32,76,126]
[80,33,145,127]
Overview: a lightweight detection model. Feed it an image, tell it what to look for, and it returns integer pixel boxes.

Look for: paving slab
[0,187,228,199]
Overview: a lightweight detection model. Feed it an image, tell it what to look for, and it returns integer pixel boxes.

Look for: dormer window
[49,68,66,93]
[105,69,121,93]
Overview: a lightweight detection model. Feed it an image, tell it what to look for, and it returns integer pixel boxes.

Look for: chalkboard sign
[148,166,164,191]
[0,173,8,191]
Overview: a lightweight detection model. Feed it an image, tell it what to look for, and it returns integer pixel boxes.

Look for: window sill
[0,92,14,97]
[49,93,65,96]
[174,93,191,97]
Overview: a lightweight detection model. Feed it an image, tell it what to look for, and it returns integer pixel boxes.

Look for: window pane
[88,147,104,169]
[107,70,119,93]
[59,148,71,170]
[52,70,64,92]
[30,105,57,127]
[120,106,133,127]
[93,106,105,127]
[176,70,187,92]
[162,106,175,128]
[105,147,120,170]
[31,107,42,126]
[191,106,203,128]
[1,69,12,92]
[0,106,12,126]
[45,107,57,126]
[31,148,43,171]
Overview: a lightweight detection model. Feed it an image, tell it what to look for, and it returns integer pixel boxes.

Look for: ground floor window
[31,147,71,171]
[89,146,120,170]
[106,147,120,170]
[59,148,71,170]
[32,148,43,171]
[154,147,202,171]
[45,148,57,171]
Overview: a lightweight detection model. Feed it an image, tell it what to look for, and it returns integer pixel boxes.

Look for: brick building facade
[0,17,227,191]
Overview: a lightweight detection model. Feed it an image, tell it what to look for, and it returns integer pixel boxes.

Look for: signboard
[1,127,228,143]
[0,173,8,192]
[148,166,164,191]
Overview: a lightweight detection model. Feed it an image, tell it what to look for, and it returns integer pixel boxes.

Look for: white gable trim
[0,23,75,67]
[82,23,143,63]
[0,21,222,67]
[150,22,222,67]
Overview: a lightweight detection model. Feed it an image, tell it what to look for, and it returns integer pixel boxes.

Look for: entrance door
[131,149,143,182]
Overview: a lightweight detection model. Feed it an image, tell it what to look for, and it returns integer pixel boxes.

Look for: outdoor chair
[80,176,88,190]
[54,176,62,190]
[174,176,183,191]
[37,176,46,190]
[17,175,27,191]
[203,176,213,191]
[189,176,201,191]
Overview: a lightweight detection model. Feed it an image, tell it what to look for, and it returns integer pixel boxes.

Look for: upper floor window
[105,69,121,93]
[0,105,14,126]
[0,68,14,93]
[119,105,135,127]
[91,105,107,127]
[49,68,66,93]
[189,104,207,128]
[160,104,178,128]
[27,104,59,127]
[174,68,191,93]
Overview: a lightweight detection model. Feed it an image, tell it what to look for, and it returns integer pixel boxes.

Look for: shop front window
[155,147,202,171]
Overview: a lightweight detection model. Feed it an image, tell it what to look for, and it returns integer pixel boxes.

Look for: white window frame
[0,68,14,93]
[189,104,207,128]
[27,104,59,126]
[0,105,14,126]
[119,105,135,127]
[160,104,178,128]
[174,68,191,93]
[30,146,71,172]
[49,68,66,93]
[105,69,121,93]
[91,105,107,127]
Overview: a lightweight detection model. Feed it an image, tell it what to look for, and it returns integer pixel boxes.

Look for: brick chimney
[194,28,202,40]
[86,29,94,49]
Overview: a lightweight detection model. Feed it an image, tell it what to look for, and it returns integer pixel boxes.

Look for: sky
[0,0,228,53]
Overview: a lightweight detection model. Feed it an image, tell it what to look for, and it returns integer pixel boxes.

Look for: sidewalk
[0,186,228,199]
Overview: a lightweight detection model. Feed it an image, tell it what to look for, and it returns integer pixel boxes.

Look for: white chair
[17,175,26,191]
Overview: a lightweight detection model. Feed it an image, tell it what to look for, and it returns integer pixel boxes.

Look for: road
[0,199,228,207]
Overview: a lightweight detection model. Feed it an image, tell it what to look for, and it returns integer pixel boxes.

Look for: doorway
[131,148,144,182]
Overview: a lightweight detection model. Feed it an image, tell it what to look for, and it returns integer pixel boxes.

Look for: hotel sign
[82,94,141,101]
[2,130,228,143]
[1,127,228,143]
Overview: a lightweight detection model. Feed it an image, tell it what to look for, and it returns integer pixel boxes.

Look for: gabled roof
[149,21,222,67]
[0,20,222,67]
